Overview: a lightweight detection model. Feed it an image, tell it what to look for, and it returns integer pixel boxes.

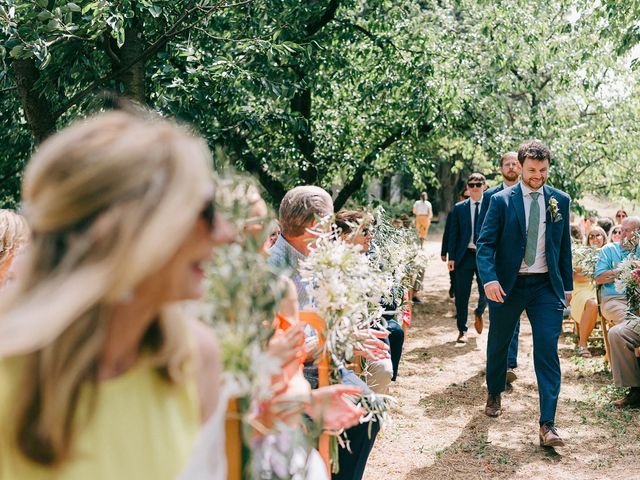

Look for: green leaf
[37,10,53,21]
[9,45,23,58]
[66,2,81,12]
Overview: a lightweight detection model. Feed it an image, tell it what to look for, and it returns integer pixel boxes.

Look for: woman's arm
[188,318,221,422]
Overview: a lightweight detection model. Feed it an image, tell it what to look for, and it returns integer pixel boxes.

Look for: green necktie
[524,192,541,266]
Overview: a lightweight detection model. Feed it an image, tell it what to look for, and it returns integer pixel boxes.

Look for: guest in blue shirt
[594,217,640,325]
[596,216,640,408]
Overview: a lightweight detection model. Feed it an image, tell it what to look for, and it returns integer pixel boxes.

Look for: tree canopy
[1,0,639,211]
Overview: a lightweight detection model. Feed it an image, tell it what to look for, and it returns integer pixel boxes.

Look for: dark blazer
[441,211,454,258]
[476,183,573,303]
[478,183,507,228]
[447,198,480,265]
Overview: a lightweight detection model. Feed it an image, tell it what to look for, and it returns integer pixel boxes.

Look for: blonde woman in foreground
[0,111,229,479]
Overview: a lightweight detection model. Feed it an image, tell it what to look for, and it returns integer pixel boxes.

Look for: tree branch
[334,122,435,209]
[14,58,56,142]
[53,0,243,119]
[0,164,23,188]
[306,0,339,37]
[228,135,287,203]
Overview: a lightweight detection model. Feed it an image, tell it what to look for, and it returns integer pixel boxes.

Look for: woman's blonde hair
[0,111,214,465]
[0,209,29,267]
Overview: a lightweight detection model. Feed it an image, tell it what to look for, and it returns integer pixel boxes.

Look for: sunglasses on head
[468,182,484,188]
[200,201,215,230]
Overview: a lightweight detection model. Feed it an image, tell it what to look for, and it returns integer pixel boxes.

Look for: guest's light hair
[278,186,333,237]
[587,226,607,246]
[623,216,640,230]
[0,209,29,268]
[0,111,214,465]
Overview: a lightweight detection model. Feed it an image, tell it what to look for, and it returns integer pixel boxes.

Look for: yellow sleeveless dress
[0,356,200,480]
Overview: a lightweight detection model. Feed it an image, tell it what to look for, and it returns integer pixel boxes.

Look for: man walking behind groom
[476,140,573,448]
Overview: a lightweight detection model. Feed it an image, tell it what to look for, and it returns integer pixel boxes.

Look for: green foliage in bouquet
[369,207,430,304]
[571,244,601,282]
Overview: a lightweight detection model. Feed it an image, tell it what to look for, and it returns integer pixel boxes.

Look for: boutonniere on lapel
[547,196,563,223]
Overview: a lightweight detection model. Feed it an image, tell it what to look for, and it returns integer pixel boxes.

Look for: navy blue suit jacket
[447,199,481,265]
[478,183,507,228]
[476,183,573,303]
[441,211,453,258]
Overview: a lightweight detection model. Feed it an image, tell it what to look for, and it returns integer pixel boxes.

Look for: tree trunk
[111,17,145,101]
[14,59,56,143]
[437,159,462,217]
[291,85,318,184]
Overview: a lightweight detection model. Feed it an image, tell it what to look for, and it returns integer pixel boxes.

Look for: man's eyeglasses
[467,182,484,188]
[200,201,215,230]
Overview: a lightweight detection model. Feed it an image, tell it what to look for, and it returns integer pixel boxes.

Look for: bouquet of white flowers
[199,171,314,479]
[370,207,431,303]
[300,217,393,368]
[571,244,600,281]
[615,250,640,315]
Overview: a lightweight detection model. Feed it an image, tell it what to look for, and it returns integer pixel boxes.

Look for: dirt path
[364,236,640,480]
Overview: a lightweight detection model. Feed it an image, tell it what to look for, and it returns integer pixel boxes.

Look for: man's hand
[441,255,446,262]
[353,329,390,361]
[267,324,305,368]
[484,281,506,303]
[565,292,572,305]
[448,260,455,272]
[309,385,364,432]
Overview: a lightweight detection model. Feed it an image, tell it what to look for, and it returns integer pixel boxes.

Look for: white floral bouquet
[300,217,393,367]
[571,244,600,281]
[369,207,431,303]
[299,216,397,470]
[615,252,640,315]
[199,171,313,479]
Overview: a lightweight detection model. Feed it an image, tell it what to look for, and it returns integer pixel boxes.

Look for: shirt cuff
[484,280,499,288]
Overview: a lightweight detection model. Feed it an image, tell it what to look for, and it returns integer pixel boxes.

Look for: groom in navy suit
[476,140,572,447]
[477,152,522,385]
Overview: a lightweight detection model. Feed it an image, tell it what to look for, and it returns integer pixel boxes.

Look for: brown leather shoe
[456,332,467,343]
[612,388,640,408]
[539,424,565,447]
[474,313,483,334]
[485,393,501,417]
[506,368,518,384]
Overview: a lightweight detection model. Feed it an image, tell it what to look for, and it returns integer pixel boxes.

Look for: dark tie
[473,202,480,245]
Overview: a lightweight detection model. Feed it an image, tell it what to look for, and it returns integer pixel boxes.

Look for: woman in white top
[412,192,433,243]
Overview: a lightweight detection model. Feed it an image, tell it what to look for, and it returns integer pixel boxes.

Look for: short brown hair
[500,151,518,167]
[467,173,486,183]
[334,210,371,235]
[517,140,551,165]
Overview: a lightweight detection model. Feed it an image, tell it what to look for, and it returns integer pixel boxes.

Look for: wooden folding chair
[596,285,612,364]
[225,399,243,480]
[298,311,331,476]
[402,287,413,333]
